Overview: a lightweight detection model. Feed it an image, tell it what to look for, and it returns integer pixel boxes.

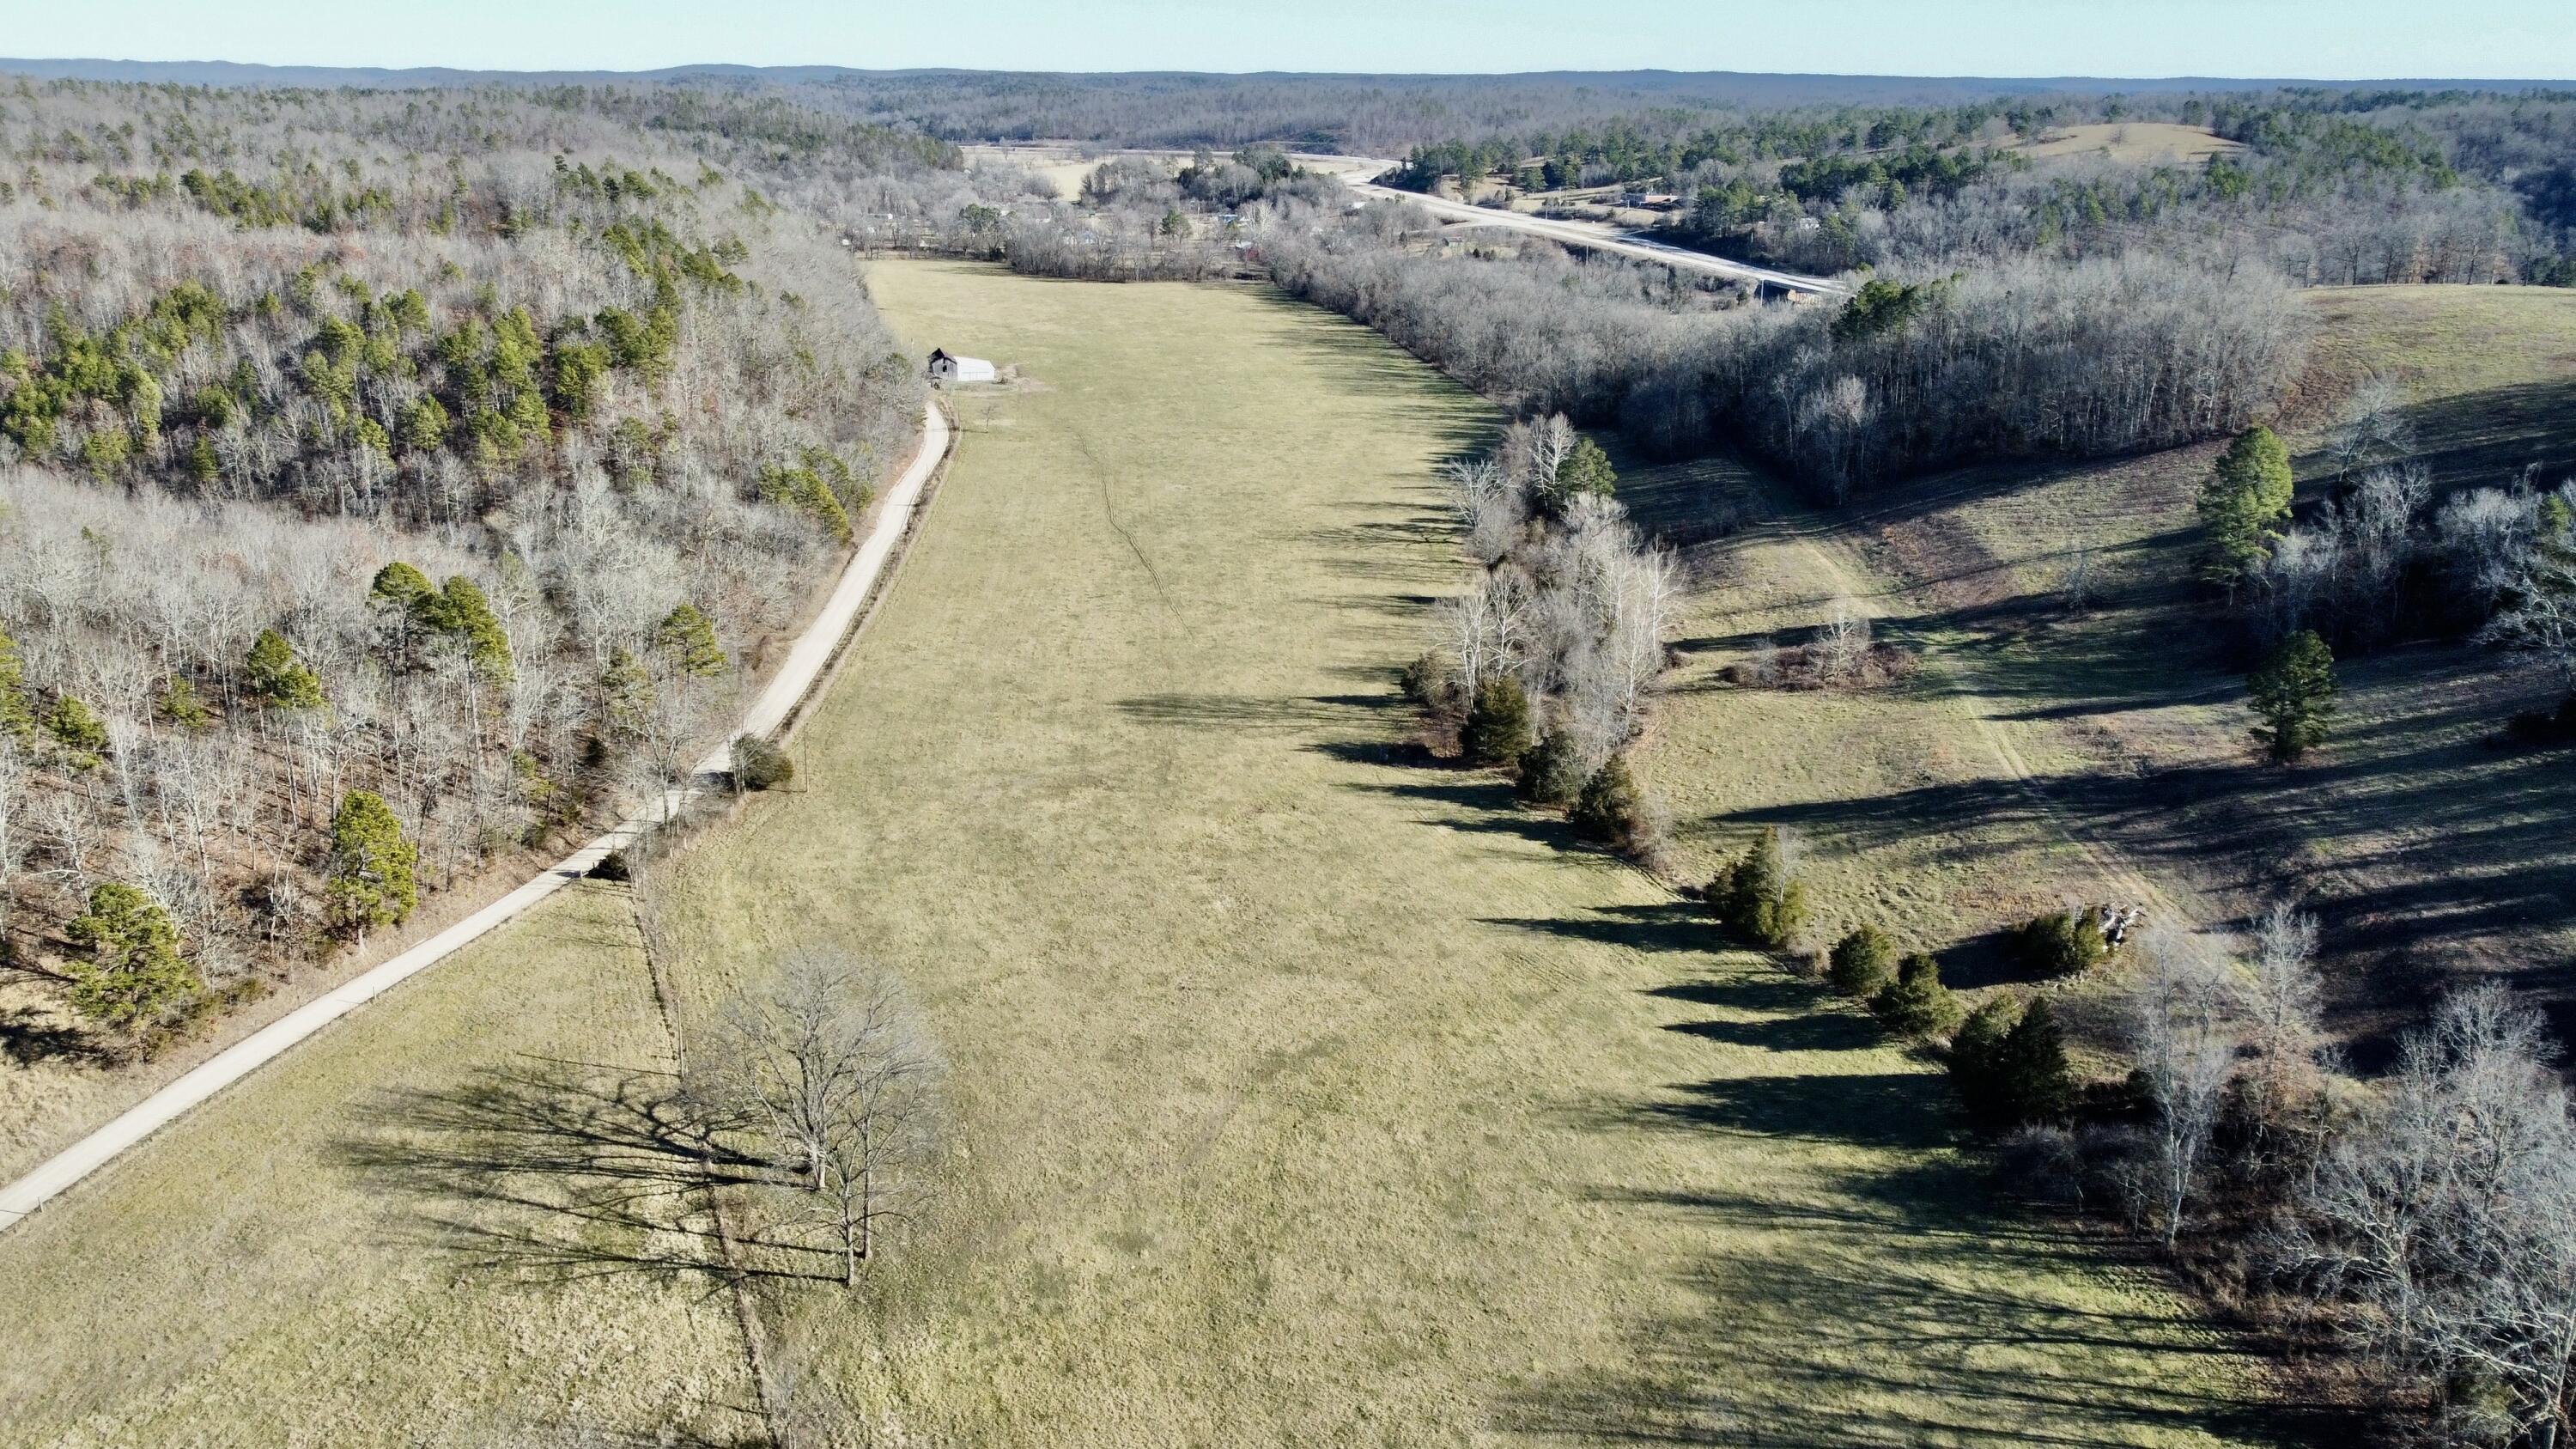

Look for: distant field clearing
[2021,122,2245,166]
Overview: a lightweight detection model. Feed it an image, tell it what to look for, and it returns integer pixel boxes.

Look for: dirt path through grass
[1758,469,2190,928]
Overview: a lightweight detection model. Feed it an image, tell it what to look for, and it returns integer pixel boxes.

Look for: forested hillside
[1382,89,2576,283]
[0,82,923,1055]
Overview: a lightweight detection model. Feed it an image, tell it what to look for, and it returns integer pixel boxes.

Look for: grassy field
[0,259,2287,1448]
[640,260,2281,1446]
[1620,449,2155,1001]
[0,883,758,1446]
[1631,284,2576,1061]
[2018,123,2244,166]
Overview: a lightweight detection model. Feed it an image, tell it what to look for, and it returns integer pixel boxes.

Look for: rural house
[927,348,997,384]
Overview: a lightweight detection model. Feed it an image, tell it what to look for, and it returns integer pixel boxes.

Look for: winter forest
[0,82,928,1048]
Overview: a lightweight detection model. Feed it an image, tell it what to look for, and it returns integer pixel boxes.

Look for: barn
[927,348,997,385]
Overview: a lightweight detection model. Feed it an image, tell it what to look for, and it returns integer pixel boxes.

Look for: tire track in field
[1748,481,2194,932]
[1072,426,1175,616]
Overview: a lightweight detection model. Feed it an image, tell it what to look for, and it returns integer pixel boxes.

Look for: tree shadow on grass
[1935,923,2046,992]
[1664,1011,1885,1054]
[1643,973,1820,1015]
[1598,1071,1960,1152]
[1480,901,1711,955]
[0,1004,104,1066]
[1526,1064,2336,1446]
[336,1056,839,1289]
[1346,776,1597,851]
[1501,1212,2338,1447]
[1503,1294,2303,1446]
[1113,691,1393,733]
[1308,736,1449,770]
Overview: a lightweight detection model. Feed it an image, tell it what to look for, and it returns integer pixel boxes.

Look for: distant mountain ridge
[0,57,2565,97]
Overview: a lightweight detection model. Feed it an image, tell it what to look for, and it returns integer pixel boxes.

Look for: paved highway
[1338,174,1849,296]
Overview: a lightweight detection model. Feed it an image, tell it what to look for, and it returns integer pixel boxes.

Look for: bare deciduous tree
[2240,898,2330,1157]
[1809,599,1873,687]
[707,947,946,1288]
[2287,986,2576,1448]
[2122,925,2246,1245]
[2327,374,2418,483]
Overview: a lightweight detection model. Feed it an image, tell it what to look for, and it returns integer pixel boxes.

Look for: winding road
[0,400,953,1232]
[971,144,1845,295]
[1326,163,1848,296]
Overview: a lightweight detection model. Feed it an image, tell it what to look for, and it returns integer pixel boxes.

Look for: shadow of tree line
[1471,902,2343,1446]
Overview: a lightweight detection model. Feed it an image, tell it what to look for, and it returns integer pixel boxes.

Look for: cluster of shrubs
[1409,611,2087,1142]
[1411,671,1663,860]
[2009,906,2111,976]
[1826,924,1962,1036]
[1826,921,2075,1132]
[1711,827,1807,947]
[2502,693,2576,748]
[732,734,797,792]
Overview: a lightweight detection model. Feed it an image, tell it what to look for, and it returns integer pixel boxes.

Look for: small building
[927,348,996,385]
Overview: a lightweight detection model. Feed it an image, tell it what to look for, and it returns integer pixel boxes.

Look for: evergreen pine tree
[0,624,32,742]
[1716,827,1808,947]
[1995,997,2075,1124]
[1570,754,1644,846]
[159,675,214,729]
[369,560,437,613]
[1516,730,1588,806]
[1462,675,1534,766]
[437,575,515,683]
[2249,629,2337,762]
[1552,435,1617,505]
[1828,924,1899,998]
[246,628,326,710]
[2195,426,2294,592]
[655,602,729,678]
[600,648,653,739]
[1949,995,2023,1124]
[64,882,203,1027]
[325,789,419,940]
[1871,953,1964,1037]
[2013,907,2109,975]
[46,694,109,768]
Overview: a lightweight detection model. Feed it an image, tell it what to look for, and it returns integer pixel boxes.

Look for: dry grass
[641,260,2282,1446]
[1637,284,2576,1062]
[1622,449,2159,1003]
[2019,123,2245,167]
[0,261,2291,1447]
[962,143,1113,201]
[0,882,757,1446]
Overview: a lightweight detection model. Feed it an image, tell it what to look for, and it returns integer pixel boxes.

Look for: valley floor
[0,261,2284,1446]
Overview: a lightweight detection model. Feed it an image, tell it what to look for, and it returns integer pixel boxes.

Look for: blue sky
[9,0,2573,79]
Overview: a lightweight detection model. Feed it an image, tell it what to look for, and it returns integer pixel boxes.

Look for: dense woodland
[0,82,923,1043]
[1266,209,2305,496]
[1380,88,2576,284]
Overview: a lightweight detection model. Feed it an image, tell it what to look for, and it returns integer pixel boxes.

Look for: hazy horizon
[6,0,2572,83]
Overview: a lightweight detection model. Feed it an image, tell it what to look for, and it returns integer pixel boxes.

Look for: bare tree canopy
[703,947,947,1288]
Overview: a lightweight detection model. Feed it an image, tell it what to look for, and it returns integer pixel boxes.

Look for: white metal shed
[927,348,997,385]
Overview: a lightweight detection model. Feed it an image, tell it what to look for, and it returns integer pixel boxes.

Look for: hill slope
[1629,283,2576,1061]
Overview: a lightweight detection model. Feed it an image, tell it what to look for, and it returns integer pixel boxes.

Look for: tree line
[1402,416,1678,858]
[1263,203,2306,500]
